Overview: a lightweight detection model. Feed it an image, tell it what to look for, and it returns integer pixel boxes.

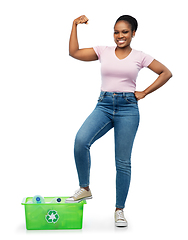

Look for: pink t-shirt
[93,46,154,93]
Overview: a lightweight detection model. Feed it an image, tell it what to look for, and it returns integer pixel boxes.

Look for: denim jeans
[74,91,140,209]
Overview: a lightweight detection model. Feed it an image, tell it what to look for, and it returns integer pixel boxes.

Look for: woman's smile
[117,39,126,44]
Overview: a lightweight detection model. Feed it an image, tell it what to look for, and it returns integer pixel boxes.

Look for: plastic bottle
[50,197,62,203]
[32,195,45,204]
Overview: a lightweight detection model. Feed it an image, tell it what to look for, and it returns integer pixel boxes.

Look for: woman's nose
[118,32,123,38]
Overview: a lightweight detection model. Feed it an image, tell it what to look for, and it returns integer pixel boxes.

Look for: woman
[65,15,172,227]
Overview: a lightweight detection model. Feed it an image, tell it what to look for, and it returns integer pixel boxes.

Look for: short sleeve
[93,46,107,62]
[140,52,154,68]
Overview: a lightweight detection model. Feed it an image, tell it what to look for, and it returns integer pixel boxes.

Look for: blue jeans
[74,91,140,209]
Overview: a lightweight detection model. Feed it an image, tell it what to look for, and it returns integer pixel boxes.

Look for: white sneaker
[65,188,92,203]
[115,209,128,227]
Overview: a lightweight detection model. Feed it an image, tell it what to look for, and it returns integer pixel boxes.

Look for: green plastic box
[22,197,86,230]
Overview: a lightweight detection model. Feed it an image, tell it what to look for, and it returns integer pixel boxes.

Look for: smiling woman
[67,14,172,228]
[114,21,135,59]
[114,15,137,54]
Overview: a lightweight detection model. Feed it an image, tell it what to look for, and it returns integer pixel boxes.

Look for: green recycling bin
[22,197,86,230]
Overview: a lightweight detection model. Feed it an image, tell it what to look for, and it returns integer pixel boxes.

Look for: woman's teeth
[118,40,125,43]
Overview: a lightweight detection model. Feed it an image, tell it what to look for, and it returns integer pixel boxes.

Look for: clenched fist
[73,15,89,26]
[134,91,147,100]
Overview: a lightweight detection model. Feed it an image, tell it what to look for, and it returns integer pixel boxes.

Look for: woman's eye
[114,31,129,35]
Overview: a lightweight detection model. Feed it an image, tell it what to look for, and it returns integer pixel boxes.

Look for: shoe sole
[115,221,128,227]
[65,196,92,203]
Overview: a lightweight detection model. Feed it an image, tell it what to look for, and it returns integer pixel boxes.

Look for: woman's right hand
[73,15,89,25]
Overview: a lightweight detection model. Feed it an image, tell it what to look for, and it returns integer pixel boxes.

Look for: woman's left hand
[134,91,147,101]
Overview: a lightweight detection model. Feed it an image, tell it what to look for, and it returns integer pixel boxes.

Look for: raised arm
[69,15,98,61]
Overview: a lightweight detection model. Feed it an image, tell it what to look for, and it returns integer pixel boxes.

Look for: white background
[0,0,188,239]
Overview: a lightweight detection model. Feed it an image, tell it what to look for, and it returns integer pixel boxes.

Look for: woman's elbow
[69,51,74,58]
[163,67,173,80]
[167,70,173,79]
[69,50,80,60]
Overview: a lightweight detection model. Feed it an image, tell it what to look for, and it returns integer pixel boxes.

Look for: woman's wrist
[73,20,78,27]
[143,90,148,96]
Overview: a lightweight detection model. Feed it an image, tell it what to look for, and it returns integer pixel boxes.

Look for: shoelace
[73,188,85,198]
[116,210,125,220]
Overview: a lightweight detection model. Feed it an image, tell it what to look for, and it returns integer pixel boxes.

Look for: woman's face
[114,21,135,48]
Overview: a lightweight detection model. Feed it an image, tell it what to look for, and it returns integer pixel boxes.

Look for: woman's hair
[115,15,138,32]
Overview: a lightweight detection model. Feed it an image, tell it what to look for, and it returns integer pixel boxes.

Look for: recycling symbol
[45,210,59,223]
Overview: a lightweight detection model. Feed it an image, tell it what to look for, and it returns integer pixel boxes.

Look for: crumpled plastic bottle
[32,195,45,204]
[50,197,61,203]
